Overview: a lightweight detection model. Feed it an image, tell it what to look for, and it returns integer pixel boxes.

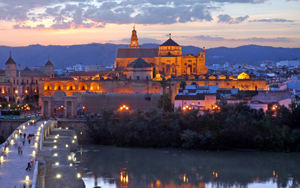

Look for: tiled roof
[20,70,47,77]
[5,55,16,65]
[128,58,151,68]
[68,71,122,77]
[160,38,180,46]
[45,59,54,66]
[116,48,158,58]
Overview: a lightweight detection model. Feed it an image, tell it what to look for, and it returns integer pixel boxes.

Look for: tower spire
[169,33,171,39]
[129,25,140,48]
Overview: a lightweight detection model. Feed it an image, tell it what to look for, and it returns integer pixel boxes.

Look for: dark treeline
[86,100,300,152]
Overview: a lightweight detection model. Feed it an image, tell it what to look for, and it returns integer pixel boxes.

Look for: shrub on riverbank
[86,102,300,152]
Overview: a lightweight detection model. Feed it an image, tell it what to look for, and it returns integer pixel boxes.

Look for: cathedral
[114,27,208,78]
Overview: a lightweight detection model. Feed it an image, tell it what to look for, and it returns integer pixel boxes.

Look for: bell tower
[129,25,140,48]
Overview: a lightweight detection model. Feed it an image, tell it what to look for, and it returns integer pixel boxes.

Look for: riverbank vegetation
[86,100,300,152]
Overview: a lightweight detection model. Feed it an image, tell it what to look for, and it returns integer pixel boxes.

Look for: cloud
[0,0,273,30]
[250,18,294,22]
[183,35,292,43]
[218,14,249,24]
[119,38,162,44]
[13,24,31,29]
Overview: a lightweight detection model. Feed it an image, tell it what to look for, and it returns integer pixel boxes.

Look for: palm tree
[180,81,186,109]
[160,77,167,115]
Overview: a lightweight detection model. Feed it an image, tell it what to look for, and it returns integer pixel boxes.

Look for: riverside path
[0,120,43,188]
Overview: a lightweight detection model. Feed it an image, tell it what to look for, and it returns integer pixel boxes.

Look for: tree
[180,81,186,90]
[157,93,173,113]
[180,81,187,109]
[160,77,168,114]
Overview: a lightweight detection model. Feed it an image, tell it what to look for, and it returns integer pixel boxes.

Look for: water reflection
[76,145,300,188]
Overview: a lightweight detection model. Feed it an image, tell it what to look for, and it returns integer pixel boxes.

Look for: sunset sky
[0,0,299,48]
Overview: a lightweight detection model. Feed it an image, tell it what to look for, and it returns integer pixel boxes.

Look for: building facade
[0,53,53,102]
[114,27,208,77]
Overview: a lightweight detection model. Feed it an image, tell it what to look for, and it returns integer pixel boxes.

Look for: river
[75,145,300,188]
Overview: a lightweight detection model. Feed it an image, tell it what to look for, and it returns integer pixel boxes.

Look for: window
[137,76,140,80]
[193,68,196,73]
[13,80,15,84]
[146,76,148,80]
[198,102,200,105]
[70,86,73,90]
[82,86,85,90]
[192,102,194,105]
[172,68,175,73]
[188,60,192,62]
[166,65,170,73]
[232,86,235,88]
[27,80,28,84]
[58,86,61,90]
[184,102,186,105]
[184,63,187,65]
[8,88,10,93]
[17,80,19,84]
[36,80,38,84]
[255,86,258,90]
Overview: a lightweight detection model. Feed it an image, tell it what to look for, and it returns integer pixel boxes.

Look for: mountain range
[0,43,299,69]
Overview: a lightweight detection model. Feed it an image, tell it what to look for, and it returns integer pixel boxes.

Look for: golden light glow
[35,143,38,148]
[10,140,14,144]
[15,90,18,94]
[0,156,3,161]
[6,147,9,152]
[54,140,57,143]
[120,170,129,184]
[70,163,73,167]
[77,173,81,178]
[56,174,61,178]
[54,153,58,157]
[74,135,77,139]
[273,170,275,176]
[216,172,218,178]
[68,156,72,160]
[32,151,36,155]
[54,145,57,149]
[72,140,75,143]
[55,162,59,166]
[25,175,29,181]
[65,144,69,148]
[25,90,28,94]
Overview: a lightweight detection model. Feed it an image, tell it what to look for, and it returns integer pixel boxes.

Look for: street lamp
[82,106,85,115]
[120,105,129,111]
[182,105,191,111]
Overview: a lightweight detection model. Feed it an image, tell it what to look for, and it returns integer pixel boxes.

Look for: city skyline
[0,0,299,48]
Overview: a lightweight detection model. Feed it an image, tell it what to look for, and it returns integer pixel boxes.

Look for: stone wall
[57,119,92,144]
[0,119,27,142]
[81,93,161,112]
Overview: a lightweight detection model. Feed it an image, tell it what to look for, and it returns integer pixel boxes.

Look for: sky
[0,0,299,48]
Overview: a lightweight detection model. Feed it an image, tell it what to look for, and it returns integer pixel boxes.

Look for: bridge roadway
[0,120,43,188]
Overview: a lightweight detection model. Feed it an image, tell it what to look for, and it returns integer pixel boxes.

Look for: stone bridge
[0,120,85,188]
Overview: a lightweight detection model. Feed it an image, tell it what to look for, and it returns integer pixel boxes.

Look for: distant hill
[0,44,299,69]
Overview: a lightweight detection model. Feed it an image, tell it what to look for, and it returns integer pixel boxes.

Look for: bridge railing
[32,120,57,188]
[32,160,39,188]
[0,120,35,156]
[39,120,57,151]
